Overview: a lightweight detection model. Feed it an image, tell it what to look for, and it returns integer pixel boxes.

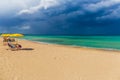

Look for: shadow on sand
[20,48,34,50]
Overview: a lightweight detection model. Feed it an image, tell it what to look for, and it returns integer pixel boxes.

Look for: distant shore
[0,38,120,80]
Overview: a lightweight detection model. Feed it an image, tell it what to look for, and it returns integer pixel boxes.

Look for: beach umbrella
[9,33,24,43]
[1,34,11,37]
[10,33,24,37]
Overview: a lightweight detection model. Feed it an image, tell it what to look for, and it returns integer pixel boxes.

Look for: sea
[22,34,120,50]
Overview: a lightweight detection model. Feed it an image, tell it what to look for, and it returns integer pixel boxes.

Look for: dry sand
[0,38,120,80]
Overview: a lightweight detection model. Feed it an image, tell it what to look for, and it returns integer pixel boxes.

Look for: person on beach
[3,36,9,45]
[3,37,16,45]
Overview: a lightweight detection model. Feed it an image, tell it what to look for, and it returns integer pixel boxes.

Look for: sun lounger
[8,42,22,51]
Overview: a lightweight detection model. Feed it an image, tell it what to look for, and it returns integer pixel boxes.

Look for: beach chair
[8,42,22,51]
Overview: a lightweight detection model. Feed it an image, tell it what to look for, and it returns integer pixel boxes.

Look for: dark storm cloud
[1,0,120,35]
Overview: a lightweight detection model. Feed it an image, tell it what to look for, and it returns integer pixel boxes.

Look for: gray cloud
[84,0,120,12]
[1,0,120,34]
[97,6,120,20]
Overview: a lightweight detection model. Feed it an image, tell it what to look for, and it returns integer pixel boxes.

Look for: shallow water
[22,35,120,50]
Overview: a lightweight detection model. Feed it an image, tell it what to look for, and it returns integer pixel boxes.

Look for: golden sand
[0,38,120,80]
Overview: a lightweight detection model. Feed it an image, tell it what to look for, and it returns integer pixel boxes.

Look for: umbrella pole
[16,38,18,44]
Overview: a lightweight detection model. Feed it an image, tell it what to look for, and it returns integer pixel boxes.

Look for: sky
[1,0,120,35]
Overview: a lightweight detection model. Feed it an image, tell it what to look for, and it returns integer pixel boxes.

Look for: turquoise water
[22,35,120,50]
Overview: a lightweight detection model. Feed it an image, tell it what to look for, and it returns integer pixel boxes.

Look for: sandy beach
[0,38,120,80]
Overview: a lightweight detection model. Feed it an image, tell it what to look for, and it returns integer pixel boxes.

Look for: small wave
[20,38,120,51]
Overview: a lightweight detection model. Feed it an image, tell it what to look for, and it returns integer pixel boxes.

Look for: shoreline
[20,38,120,52]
